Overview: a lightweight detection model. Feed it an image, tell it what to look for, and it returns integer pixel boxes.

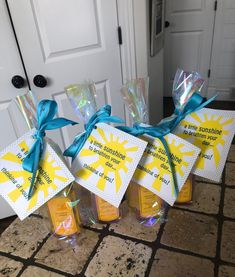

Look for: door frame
[117,0,148,79]
[117,0,148,123]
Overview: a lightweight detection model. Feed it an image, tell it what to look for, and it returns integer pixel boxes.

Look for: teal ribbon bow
[118,92,217,197]
[64,105,124,161]
[23,100,77,200]
[157,92,217,131]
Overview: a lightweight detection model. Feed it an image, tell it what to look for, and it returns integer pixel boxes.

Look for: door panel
[8,0,124,151]
[208,0,235,100]
[164,0,215,96]
[32,0,103,61]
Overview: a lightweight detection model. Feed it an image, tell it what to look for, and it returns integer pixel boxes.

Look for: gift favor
[0,94,77,225]
[64,82,147,224]
[119,78,201,226]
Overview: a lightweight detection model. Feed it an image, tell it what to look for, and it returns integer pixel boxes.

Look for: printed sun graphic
[0,140,68,211]
[76,127,138,193]
[134,136,195,196]
[179,113,233,169]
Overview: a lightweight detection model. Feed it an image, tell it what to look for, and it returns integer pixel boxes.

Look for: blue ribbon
[64,105,124,161]
[118,92,217,197]
[23,100,77,200]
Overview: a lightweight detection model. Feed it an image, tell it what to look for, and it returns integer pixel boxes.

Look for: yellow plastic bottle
[95,195,120,223]
[47,189,80,237]
[176,174,193,204]
[127,181,162,219]
[74,184,120,224]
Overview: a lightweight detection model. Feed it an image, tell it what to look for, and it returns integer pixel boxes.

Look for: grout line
[214,168,226,277]
[159,244,215,262]
[0,251,27,264]
[82,224,106,234]
[172,205,219,218]
[144,209,170,277]
[77,224,111,276]
[26,262,75,277]
[225,161,235,164]
[223,216,235,223]
[107,229,155,247]
[219,260,235,268]
[224,185,235,189]
[15,234,51,277]
[195,180,222,186]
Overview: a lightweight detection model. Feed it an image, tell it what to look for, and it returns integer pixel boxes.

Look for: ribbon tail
[193,94,218,114]
[160,137,179,198]
[28,168,38,200]
[116,126,140,137]
[27,141,42,200]
[63,132,87,161]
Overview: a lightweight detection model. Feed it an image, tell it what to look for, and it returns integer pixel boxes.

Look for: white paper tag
[72,123,147,207]
[174,108,235,182]
[0,129,75,220]
[132,133,200,205]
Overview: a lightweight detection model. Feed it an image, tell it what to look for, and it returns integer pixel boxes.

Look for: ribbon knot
[34,130,46,141]
[64,104,124,161]
[23,100,77,200]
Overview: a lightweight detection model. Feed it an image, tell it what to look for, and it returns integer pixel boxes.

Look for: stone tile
[195,175,222,184]
[21,266,66,277]
[35,229,99,275]
[85,236,152,277]
[109,209,160,242]
[161,209,218,257]
[225,163,235,186]
[223,188,235,218]
[221,221,235,263]
[0,217,49,259]
[219,265,235,277]
[227,144,235,163]
[175,182,221,214]
[0,256,23,277]
[149,249,214,277]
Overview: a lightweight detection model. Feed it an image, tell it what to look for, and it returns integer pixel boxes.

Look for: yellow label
[96,196,119,222]
[176,176,193,203]
[139,186,162,218]
[47,197,79,236]
[126,181,139,209]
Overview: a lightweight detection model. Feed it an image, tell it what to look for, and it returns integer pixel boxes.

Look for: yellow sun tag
[174,108,235,182]
[72,123,147,208]
[132,133,200,206]
[0,129,75,220]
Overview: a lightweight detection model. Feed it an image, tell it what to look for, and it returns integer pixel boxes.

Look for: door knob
[33,75,47,88]
[11,75,25,89]
[165,21,170,28]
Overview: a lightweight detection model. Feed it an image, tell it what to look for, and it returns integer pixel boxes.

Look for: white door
[164,0,216,96]
[0,1,29,218]
[8,0,124,150]
[208,0,235,100]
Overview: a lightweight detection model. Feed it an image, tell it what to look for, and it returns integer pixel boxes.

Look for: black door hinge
[214,1,217,11]
[118,26,123,45]
[208,69,211,78]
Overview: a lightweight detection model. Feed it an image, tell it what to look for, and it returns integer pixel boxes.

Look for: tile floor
[0,147,235,277]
